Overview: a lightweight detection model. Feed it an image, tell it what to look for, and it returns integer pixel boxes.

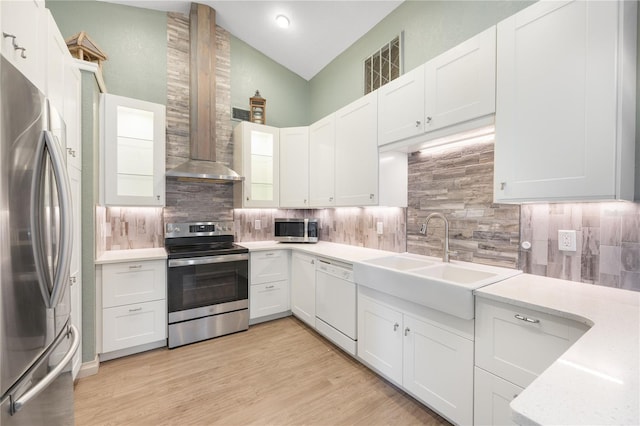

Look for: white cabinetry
[100,260,167,357]
[250,250,290,323]
[279,127,309,208]
[290,252,316,327]
[43,9,67,113]
[335,92,378,206]
[308,114,335,207]
[358,288,473,425]
[494,0,637,202]
[377,65,425,145]
[378,26,496,150]
[474,297,588,425]
[100,93,166,206]
[474,366,523,426]
[423,26,496,134]
[67,165,82,378]
[233,121,280,208]
[1,0,44,90]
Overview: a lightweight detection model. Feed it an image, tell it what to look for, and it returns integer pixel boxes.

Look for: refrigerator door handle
[30,130,73,309]
[10,325,79,414]
[43,130,73,310]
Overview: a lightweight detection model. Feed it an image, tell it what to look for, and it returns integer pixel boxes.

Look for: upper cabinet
[335,92,378,206]
[233,121,280,208]
[309,113,336,207]
[423,26,496,134]
[378,26,496,151]
[100,93,166,206]
[494,0,637,203]
[377,65,426,145]
[1,0,44,91]
[279,127,309,208]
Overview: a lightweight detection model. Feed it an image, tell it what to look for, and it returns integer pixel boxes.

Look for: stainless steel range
[165,221,249,348]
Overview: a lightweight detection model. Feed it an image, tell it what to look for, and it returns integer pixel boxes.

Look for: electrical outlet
[255,219,261,230]
[419,223,427,234]
[558,230,577,252]
[376,221,383,235]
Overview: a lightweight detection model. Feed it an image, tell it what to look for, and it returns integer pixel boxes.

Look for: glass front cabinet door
[100,93,166,206]
[233,121,280,208]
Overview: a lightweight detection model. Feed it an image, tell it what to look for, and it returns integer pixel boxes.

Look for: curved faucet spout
[423,212,451,262]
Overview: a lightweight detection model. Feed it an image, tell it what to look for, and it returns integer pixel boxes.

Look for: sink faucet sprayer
[420,212,455,262]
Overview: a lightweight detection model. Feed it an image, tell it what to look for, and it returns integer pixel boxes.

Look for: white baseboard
[77,356,100,379]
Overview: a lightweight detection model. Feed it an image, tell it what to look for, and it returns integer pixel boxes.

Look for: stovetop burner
[164,221,248,259]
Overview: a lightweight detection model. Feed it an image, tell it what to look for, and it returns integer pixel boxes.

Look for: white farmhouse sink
[354,253,521,319]
[362,254,437,270]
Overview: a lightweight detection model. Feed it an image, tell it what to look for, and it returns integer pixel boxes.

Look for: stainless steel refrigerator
[0,55,79,425]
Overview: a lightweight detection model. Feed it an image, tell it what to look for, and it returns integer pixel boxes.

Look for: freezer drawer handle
[11,325,79,414]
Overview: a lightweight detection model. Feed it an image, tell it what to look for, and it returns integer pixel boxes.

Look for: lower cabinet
[474,366,523,426]
[250,281,289,319]
[357,288,473,425]
[474,296,589,425]
[249,250,290,323]
[290,252,316,327]
[100,259,167,359]
[102,299,166,353]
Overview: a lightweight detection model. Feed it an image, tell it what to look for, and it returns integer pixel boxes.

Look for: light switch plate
[558,230,577,252]
[255,219,261,230]
[376,221,383,235]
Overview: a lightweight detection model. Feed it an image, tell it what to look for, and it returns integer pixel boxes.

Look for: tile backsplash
[520,202,640,291]
[96,206,164,253]
[406,141,521,269]
[234,207,406,252]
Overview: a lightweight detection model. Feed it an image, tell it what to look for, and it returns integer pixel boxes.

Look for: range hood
[166,3,243,183]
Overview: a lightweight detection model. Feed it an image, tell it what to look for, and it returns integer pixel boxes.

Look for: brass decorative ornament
[250,90,266,124]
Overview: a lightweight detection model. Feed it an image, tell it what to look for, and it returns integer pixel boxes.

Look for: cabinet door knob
[329,197,333,202]
[426,116,432,124]
[500,182,506,190]
[69,276,77,286]
[369,193,374,200]
[404,327,410,336]
[246,196,250,201]
[415,120,421,127]
[393,323,399,331]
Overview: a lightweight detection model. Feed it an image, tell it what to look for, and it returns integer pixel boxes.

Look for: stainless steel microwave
[274,218,318,243]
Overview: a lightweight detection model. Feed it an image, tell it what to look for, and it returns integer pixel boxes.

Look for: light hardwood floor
[75,317,451,425]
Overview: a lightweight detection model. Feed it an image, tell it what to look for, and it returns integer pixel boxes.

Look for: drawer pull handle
[129,307,143,312]
[265,285,275,289]
[404,327,410,336]
[265,253,275,257]
[393,323,399,332]
[129,265,143,269]
[514,314,540,324]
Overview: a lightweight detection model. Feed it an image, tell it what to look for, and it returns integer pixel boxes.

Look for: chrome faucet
[421,212,453,262]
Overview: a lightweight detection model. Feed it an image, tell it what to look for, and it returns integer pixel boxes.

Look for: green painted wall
[309,0,535,122]
[230,36,310,128]
[46,0,167,105]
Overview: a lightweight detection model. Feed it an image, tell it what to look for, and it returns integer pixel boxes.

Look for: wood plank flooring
[75,317,451,425]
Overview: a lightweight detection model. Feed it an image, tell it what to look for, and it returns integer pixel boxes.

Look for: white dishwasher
[315,258,357,356]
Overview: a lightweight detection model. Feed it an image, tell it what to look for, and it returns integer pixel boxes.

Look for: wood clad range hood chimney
[166,2,243,182]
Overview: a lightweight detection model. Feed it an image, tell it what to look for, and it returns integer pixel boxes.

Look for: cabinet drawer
[250,250,288,285]
[250,280,290,319]
[475,298,589,388]
[474,366,523,426]
[102,299,167,353]
[102,260,166,307]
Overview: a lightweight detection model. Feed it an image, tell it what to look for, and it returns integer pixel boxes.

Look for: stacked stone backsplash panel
[164,12,234,224]
[235,208,406,252]
[96,207,164,252]
[521,202,640,291]
[407,141,520,268]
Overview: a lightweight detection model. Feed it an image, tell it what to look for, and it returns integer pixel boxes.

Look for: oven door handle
[168,253,249,267]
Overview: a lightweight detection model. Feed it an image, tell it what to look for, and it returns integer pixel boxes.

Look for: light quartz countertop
[237,240,393,263]
[95,247,167,264]
[475,274,640,426]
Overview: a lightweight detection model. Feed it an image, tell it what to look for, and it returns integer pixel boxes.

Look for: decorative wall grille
[364,34,402,94]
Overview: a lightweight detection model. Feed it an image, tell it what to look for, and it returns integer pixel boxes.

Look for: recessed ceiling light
[275,14,290,29]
